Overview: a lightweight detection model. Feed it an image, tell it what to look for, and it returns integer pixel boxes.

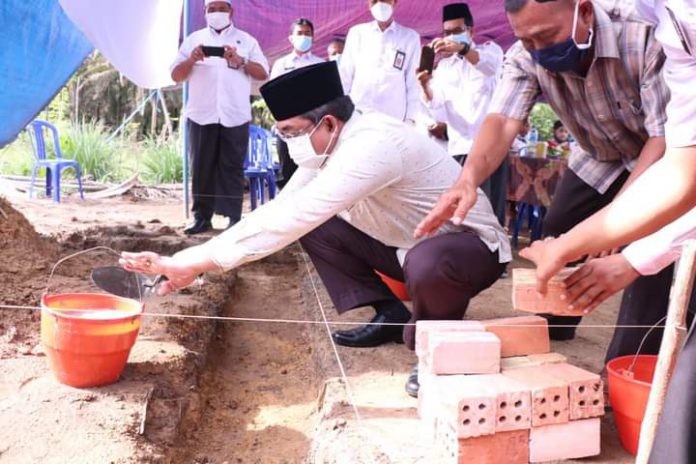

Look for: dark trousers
[649,290,696,463]
[454,154,509,227]
[299,217,506,349]
[188,120,248,222]
[275,135,297,189]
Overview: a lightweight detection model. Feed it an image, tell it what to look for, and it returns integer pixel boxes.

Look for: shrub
[529,103,560,142]
[61,122,124,182]
[139,136,182,184]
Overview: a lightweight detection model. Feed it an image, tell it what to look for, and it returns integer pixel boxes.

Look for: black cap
[260,62,344,121]
[553,120,564,130]
[443,3,473,26]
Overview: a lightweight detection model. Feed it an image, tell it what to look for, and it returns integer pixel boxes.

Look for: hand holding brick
[513,268,581,316]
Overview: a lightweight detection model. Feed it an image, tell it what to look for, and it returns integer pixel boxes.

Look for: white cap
[205,0,231,5]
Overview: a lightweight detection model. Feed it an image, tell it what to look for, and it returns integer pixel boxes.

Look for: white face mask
[206,12,231,30]
[285,119,336,169]
[329,53,342,64]
[371,2,394,23]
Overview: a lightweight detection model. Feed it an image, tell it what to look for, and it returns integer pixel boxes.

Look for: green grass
[139,135,183,184]
[60,122,126,182]
[0,131,34,177]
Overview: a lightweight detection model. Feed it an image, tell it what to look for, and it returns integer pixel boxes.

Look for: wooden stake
[636,240,696,463]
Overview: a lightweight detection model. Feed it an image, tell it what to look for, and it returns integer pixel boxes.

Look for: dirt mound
[0,196,60,298]
[0,197,63,358]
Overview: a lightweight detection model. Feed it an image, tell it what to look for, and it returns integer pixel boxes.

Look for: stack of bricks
[417,315,604,463]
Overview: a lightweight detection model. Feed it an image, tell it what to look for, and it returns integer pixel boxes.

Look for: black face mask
[528,1,594,73]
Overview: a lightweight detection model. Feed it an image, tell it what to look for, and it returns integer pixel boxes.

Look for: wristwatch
[229,57,247,70]
[457,42,471,58]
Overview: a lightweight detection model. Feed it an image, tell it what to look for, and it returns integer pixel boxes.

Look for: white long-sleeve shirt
[339,21,421,122]
[270,51,324,79]
[623,207,696,275]
[199,110,511,271]
[424,42,504,156]
[635,0,696,147]
[172,26,269,127]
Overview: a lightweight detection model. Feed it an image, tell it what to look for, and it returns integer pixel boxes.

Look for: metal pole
[181,0,191,219]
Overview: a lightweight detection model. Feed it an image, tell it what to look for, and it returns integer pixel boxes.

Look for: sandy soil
[0,190,634,463]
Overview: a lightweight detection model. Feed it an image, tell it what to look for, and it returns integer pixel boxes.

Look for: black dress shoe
[184,218,212,235]
[405,365,419,398]
[332,313,405,348]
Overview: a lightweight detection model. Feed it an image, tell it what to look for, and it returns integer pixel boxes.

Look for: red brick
[503,366,569,427]
[487,374,533,432]
[428,331,501,375]
[415,320,485,360]
[513,267,580,315]
[431,375,497,438]
[544,363,605,420]
[529,418,601,462]
[482,315,551,357]
[501,352,567,371]
[433,421,529,464]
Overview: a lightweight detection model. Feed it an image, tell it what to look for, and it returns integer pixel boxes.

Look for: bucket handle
[44,246,135,298]
[624,315,668,376]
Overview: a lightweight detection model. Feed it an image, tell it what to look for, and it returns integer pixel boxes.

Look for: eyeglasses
[276,122,317,142]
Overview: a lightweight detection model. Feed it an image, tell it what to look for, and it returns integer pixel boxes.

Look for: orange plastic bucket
[375,271,411,302]
[41,293,143,388]
[606,354,657,455]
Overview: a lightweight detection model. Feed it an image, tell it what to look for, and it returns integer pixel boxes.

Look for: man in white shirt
[120,62,511,397]
[418,3,507,226]
[270,18,324,188]
[339,0,421,123]
[171,0,269,234]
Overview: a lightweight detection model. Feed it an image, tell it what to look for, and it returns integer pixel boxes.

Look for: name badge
[393,50,406,70]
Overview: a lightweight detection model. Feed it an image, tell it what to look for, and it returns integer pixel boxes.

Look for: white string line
[299,248,363,423]
[0,304,677,329]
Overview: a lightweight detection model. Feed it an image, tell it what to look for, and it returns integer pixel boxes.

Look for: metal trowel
[90,266,165,300]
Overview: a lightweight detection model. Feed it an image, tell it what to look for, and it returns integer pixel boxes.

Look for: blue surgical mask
[449,31,471,46]
[529,1,594,73]
[291,35,313,53]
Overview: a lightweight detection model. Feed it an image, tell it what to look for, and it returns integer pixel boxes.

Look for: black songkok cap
[443,3,473,26]
[260,61,344,121]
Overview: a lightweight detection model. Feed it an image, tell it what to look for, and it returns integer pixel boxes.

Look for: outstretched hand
[119,251,199,295]
[519,237,569,294]
[414,181,477,239]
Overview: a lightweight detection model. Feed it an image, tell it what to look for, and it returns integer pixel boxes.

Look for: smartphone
[419,45,435,73]
[201,45,225,58]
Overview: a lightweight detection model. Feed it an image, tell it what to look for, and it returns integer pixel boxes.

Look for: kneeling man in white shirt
[120,62,511,397]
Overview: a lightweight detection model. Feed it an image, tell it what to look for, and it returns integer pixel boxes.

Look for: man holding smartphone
[417,3,507,226]
[171,0,269,235]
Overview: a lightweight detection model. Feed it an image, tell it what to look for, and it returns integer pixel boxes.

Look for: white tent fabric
[58,0,182,89]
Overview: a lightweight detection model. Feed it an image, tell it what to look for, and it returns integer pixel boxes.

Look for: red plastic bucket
[375,271,411,301]
[41,293,143,388]
[606,354,657,455]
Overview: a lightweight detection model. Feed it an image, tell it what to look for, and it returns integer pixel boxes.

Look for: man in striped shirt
[416,0,669,357]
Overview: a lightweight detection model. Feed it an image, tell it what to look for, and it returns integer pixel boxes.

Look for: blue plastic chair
[27,120,84,203]
[511,202,546,248]
[244,125,278,210]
